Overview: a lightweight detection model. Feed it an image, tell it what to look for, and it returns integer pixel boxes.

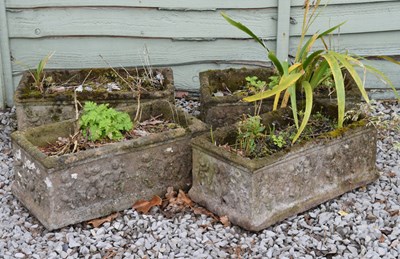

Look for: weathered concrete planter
[11,100,207,230]
[189,101,378,231]
[199,67,275,128]
[199,68,361,128]
[15,67,174,130]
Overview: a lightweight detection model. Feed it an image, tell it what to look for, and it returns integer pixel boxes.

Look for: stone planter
[11,100,207,230]
[189,100,378,231]
[199,68,361,128]
[15,67,174,130]
[199,67,275,128]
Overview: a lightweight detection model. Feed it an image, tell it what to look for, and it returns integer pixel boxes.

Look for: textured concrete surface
[11,101,207,230]
[14,67,175,130]
[189,104,379,231]
[199,68,275,128]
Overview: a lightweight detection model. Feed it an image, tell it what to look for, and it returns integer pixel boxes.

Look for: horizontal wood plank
[289,2,400,36]
[358,60,400,90]
[10,38,273,69]
[289,31,400,56]
[7,0,397,9]
[368,90,400,100]
[291,0,397,7]
[7,8,277,39]
[7,2,400,39]
[6,0,277,9]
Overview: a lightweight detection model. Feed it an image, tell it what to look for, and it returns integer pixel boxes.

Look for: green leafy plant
[268,75,280,90]
[14,52,55,93]
[236,115,265,157]
[79,101,133,141]
[222,1,399,144]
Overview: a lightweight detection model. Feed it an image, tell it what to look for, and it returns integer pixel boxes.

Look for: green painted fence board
[276,1,291,61]
[1,0,400,106]
[0,0,12,108]
[6,0,278,9]
[7,8,278,39]
[289,2,400,36]
[291,0,397,6]
[7,0,397,9]
[289,31,400,56]
[10,38,274,70]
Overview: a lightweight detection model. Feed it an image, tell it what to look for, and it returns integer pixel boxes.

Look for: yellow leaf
[338,210,349,216]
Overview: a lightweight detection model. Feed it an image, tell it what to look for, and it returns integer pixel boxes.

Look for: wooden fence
[1,0,399,108]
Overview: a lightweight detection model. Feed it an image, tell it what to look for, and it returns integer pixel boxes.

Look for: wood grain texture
[7,8,277,39]
[289,31,400,56]
[368,91,400,100]
[289,2,400,36]
[291,0,397,7]
[2,0,400,105]
[0,0,13,108]
[10,38,273,68]
[6,0,277,9]
[6,0,397,9]
[357,60,400,90]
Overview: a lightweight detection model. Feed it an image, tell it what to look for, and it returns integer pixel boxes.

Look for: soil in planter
[21,68,165,99]
[212,75,279,98]
[39,115,180,156]
[219,111,341,159]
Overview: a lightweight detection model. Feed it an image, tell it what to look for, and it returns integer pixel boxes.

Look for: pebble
[0,101,399,257]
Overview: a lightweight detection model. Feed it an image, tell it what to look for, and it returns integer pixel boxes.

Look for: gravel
[1,100,399,258]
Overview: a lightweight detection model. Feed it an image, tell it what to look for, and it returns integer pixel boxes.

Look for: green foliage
[31,52,55,93]
[270,134,285,148]
[79,101,133,141]
[222,1,399,144]
[268,75,280,89]
[245,76,267,93]
[236,115,265,157]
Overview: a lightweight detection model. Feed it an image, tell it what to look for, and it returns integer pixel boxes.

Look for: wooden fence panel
[0,0,399,107]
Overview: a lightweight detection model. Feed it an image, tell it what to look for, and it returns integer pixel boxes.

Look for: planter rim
[12,107,207,170]
[191,118,373,172]
[15,67,174,103]
[199,67,276,106]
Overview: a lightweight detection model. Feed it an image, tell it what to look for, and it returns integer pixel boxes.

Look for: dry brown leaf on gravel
[165,186,177,201]
[192,207,219,220]
[165,188,193,212]
[219,215,231,227]
[177,189,193,207]
[132,195,162,214]
[87,212,119,228]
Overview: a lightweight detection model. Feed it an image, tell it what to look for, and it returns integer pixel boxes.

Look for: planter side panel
[203,103,271,129]
[12,143,53,225]
[12,137,193,230]
[251,127,378,231]
[189,148,254,230]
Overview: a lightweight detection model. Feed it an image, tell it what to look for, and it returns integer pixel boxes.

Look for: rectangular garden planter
[15,67,175,130]
[199,67,361,128]
[199,67,275,128]
[11,100,207,230]
[189,100,378,231]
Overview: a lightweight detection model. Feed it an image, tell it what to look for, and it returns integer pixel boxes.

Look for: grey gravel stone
[1,100,399,257]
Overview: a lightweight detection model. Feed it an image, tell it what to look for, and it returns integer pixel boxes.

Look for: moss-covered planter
[11,100,207,230]
[199,67,275,128]
[199,68,361,129]
[189,100,378,231]
[15,67,174,130]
